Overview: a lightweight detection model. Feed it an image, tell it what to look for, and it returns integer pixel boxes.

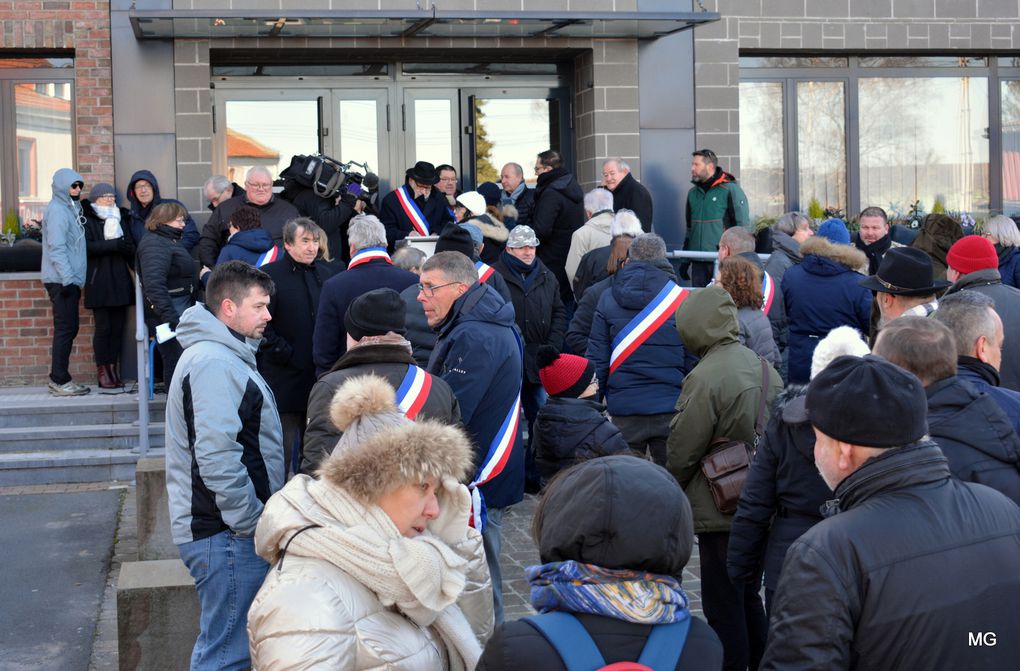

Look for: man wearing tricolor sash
[420,251,523,625]
[312,215,418,375]
[585,234,697,467]
[302,288,461,475]
[378,160,455,252]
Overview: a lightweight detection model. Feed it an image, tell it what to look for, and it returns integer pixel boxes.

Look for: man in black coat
[873,316,1020,505]
[258,218,336,476]
[493,225,566,491]
[197,166,300,269]
[602,158,653,232]
[763,355,1020,670]
[531,150,585,305]
[312,214,418,376]
[301,288,461,475]
[378,161,454,251]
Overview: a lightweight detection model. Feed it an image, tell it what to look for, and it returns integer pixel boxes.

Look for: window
[738,82,785,218]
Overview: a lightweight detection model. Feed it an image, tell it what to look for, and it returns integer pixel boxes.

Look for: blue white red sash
[347,246,392,270]
[395,365,432,420]
[761,272,775,316]
[255,245,280,267]
[468,328,524,531]
[609,280,689,374]
[396,185,430,236]
[475,260,495,283]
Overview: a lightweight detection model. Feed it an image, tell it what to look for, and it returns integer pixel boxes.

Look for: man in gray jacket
[165,260,285,671]
[41,168,89,396]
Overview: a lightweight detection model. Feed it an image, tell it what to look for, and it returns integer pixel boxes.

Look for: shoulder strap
[636,619,691,670]
[754,357,770,439]
[523,612,606,671]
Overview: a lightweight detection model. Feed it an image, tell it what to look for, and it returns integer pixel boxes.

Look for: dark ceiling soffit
[128,9,719,41]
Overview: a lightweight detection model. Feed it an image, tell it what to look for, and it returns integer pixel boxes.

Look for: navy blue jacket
[216,229,276,267]
[428,282,524,509]
[997,245,1020,289]
[125,170,199,251]
[957,357,1020,437]
[925,375,1020,506]
[532,396,629,485]
[566,275,612,355]
[781,239,871,384]
[378,185,455,252]
[311,259,418,375]
[586,261,695,417]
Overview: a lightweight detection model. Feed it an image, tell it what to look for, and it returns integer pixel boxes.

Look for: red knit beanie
[537,345,595,398]
[946,235,999,275]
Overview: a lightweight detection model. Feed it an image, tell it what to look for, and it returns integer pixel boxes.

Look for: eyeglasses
[70,181,84,189]
[417,281,461,297]
[439,176,458,183]
[246,182,273,191]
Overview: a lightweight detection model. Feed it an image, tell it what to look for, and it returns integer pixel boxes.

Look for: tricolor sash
[475,260,495,283]
[468,328,524,532]
[255,245,280,267]
[396,185,430,236]
[761,272,775,315]
[609,280,689,374]
[395,365,432,420]
[348,246,392,270]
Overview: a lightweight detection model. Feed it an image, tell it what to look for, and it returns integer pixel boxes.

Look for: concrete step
[0,448,165,486]
[0,423,165,453]
[0,387,166,429]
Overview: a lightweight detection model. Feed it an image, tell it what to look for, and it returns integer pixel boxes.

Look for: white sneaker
[48,380,91,396]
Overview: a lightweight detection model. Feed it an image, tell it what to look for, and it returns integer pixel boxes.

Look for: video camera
[283,153,377,203]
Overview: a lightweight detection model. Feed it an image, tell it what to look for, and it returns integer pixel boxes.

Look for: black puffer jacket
[925,375,1020,506]
[572,244,613,304]
[531,167,585,304]
[81,200,134,309]
[726,386,830,592]
[493,254,566,384]
[565,275,612,356]
[300,342,461,475]
[477,455,723,671]
[136,224,197,328]
[257,254,336,414]
[532,397,629,484]
[762,442,1020,670]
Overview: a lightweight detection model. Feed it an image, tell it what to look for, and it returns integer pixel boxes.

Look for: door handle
[402,104,407,132]
[386,104,391,132]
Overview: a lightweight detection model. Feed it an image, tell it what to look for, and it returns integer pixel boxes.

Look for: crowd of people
[36,148,1020,670]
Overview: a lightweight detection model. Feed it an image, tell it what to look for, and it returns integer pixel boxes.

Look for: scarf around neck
[92,203,124,240]
[527,560,691,625]
[855,234,892,274]
[502,181,527,206]
[257,476,482,670]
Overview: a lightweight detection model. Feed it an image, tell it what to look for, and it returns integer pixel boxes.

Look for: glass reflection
[739,81,785,218]
[859,77,989,217]
[1002,81,1020,215]
[798,81,846,214]
[16,81,73,227]
[338,100,379,172]
[224,100,318,183]
[413,99,452,167]
[473,98,552,186]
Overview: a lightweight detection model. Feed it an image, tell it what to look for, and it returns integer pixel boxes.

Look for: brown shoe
[98,364,118,389]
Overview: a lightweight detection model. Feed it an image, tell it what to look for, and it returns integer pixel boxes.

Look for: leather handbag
[700,358,770,515]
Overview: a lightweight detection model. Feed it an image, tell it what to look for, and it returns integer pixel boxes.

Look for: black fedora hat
[859,247,951,296]
[405,161,439,185]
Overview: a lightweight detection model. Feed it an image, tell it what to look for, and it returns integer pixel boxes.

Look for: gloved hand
[429,476,472,545]
[117,238,134,256]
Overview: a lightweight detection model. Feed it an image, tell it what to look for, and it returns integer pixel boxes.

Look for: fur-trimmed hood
[468,213,509,243]
[318,375,474,502]
[800,236,869,274]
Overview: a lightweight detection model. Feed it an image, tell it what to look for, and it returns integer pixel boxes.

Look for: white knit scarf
[267,477,482,670]
[91,203,124,240]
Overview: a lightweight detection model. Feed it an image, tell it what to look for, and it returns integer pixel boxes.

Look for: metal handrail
[666,250,771,261]
[134,273,149,456]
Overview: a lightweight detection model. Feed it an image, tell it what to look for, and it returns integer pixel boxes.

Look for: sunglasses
[70,181,84,189]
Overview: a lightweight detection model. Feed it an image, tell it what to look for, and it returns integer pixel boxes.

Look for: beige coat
[565,211,614,288]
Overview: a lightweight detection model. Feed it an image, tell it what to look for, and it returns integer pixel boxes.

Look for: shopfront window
[738,81,785,219]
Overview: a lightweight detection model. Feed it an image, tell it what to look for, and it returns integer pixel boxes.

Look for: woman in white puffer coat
[247,374,493,670]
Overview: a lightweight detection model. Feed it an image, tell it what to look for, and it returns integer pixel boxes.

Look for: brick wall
[0,275,96,387]
[0,0,115,187]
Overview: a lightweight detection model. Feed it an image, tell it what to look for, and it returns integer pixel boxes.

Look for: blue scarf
[501,181,527,207]
[501,250,539,290]
[527,560,691,625]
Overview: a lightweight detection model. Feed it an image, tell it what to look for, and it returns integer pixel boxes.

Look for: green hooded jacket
[668,286,783,533]
[685,169,750,252]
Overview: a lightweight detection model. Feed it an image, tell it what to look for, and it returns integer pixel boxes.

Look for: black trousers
[690,260,716,288]
[613,413,672,466]
[45,283,81,385]
[698,531,768,671]
[157,338,184,389]
[92,306,127,366]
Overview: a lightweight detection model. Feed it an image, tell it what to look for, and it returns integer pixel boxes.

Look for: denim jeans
[481,506,505,625]
[177,530,269,671]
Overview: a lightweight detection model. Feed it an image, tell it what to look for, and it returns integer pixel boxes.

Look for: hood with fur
[800,236,868,274]
[466,213,509,243]
[318,375,475,503]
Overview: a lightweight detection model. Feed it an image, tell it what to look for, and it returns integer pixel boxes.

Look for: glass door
[402,89,460,175]
[332,88,392,193]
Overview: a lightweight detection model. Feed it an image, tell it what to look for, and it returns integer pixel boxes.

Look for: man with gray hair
[312,214,418,375]
[602,158,653,231]
[203,174,243,211]
[499,162,534,228]
[391,245,427,275]
[420,250,523,624]
[571,208,644,303]
[198,166,299,269]
[586,233,696,466]
[565,188,616,289]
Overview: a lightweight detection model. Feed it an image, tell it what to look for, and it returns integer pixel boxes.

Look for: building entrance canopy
[128,9,718,41]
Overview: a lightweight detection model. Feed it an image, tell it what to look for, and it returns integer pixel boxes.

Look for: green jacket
[668,286,783,533]
[685,169,750,252]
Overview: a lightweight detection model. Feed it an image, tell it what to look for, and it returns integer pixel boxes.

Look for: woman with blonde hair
[247,374,493,670]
